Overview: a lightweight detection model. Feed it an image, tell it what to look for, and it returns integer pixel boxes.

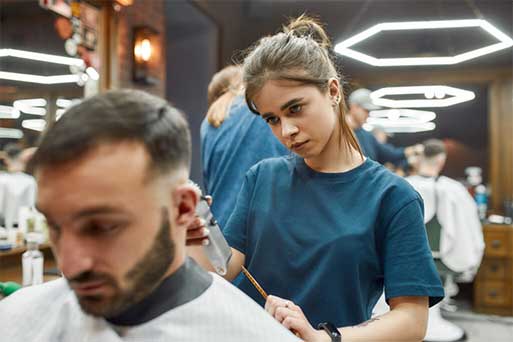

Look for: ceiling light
[364,121,436,133]
[56,109,66,120]
[13,99,47,116]
[22,119,46,132]
[0,48,84,66]
[0,71,80,85]
[0,105,20,119]
[0,128,23,139]
[369,109,436,123]
[334,19,513,66]
[371,86,475,108]
[85,67,99,81]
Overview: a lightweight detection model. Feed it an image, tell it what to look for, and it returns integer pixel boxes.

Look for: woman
[201,65,288,228]
[189,16,443,342]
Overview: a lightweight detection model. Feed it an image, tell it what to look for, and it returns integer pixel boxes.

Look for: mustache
[68,271,114,285]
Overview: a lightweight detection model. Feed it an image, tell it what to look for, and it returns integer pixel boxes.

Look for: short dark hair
[29,89,191,177]
[423,139,446,158]
[4,143,22,160]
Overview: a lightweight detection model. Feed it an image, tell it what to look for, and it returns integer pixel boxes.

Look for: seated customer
[0,143,37,229]
[406,139,484,342]
[0,90,300,342]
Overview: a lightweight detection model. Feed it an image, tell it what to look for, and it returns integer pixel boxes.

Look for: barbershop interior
[0,0,512,341]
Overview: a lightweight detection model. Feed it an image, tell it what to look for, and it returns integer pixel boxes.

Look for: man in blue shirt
[347,88,423,165]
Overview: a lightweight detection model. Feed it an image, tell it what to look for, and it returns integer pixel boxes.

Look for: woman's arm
[267,295,428,342]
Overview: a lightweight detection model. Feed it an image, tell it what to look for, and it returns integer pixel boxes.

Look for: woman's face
[252,79,339,159]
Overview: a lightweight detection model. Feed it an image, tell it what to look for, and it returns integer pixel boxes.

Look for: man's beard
[68,207,175,317]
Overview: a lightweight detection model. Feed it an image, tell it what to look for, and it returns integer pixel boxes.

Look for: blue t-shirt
[355,128,406,165]
[201,97,288,228]
[224,156,444,327]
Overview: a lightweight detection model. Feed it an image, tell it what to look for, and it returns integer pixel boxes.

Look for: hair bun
[284,14,331,49]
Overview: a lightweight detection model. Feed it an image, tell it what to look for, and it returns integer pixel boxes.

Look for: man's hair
[29,89,191,176]
[4,143,22,161]
[423,139,446,159]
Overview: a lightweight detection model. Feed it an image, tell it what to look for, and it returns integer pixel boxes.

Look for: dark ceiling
[197,0,513,77]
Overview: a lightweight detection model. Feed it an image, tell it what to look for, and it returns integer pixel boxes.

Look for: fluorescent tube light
[0,128,23,139]
[0,48,84,66]
[0,105,20,119]
[22,119,46,132]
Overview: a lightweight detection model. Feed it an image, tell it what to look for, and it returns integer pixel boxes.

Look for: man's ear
[173,183,199,227]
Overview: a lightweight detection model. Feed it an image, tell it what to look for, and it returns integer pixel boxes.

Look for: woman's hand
[265,295,329,342]
[186,194,213,246]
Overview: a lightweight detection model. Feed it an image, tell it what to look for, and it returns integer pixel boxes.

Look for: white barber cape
[0,275,301,342]
[0,171,36,229]
[406,175,484,276]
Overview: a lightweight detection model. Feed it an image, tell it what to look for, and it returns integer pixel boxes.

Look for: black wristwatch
[317,322,342,342]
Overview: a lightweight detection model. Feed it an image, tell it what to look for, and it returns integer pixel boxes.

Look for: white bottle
[22,233,44,286]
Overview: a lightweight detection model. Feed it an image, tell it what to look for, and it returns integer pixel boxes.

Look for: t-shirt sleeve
[382,198,444,306]
[375,140,406,165]
[223,169,257,254]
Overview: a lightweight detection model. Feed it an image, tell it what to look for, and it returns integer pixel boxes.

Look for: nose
[281,119,299,138]
[56,230,95,279]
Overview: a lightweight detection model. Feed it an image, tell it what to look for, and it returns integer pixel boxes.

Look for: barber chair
[424,217,466,342]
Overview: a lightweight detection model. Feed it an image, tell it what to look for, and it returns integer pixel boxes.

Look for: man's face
[36,142,183,317]
[349,103,369,128]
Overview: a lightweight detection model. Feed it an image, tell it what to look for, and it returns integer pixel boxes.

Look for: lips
[72,280,107,296]
[291,140,309,151]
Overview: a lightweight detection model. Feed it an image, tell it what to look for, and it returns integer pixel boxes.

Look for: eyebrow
[72,206,126,220]
[261,97,304,119]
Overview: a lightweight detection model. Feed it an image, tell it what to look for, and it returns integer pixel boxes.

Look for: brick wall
[116,0,165,98]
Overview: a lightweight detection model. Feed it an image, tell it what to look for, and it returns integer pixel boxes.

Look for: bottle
[475,184,488,221]
[22,233,44,286]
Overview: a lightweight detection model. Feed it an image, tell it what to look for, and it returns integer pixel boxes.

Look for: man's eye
[87,223,121,234]
[289,104,301,114]
[265,116,280,125]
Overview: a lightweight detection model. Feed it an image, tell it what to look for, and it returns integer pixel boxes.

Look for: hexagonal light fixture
[334,19,513,66]
[364,122,436,133]
[369,109,436,123]
[371,86,475,108]
[0,48,83,84]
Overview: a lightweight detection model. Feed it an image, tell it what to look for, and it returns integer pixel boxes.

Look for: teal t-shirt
[224,155,444,327]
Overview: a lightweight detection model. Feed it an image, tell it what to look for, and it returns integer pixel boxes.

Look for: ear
[327,78,340,98]
[173,183,199,227]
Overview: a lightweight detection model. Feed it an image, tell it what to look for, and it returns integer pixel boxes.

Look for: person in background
[0,90,300,342]
[406,139,484,342]
[188,16,443,342]
[201,65,288,228]
[406,139,484,279]
[347,88,423,165]
[0,143,37,229]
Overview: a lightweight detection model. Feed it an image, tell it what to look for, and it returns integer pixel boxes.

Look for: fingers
[265,295,299,318]
[275,306,300,323]
[186,216,210,246]
[205,195,213,206]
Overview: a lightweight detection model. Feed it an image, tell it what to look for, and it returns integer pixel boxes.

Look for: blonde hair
[242,15,362,156]
[206,65,243,128]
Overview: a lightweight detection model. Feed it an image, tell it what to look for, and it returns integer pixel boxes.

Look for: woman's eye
[289,104,301,114]
[265,116,280,125]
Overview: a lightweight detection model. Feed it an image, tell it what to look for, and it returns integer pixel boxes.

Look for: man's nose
[56,231,95,279]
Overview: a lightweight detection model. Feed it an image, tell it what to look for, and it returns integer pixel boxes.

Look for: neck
[164,246,186,279]
[418,164,440,177]
[305,127,364,172]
